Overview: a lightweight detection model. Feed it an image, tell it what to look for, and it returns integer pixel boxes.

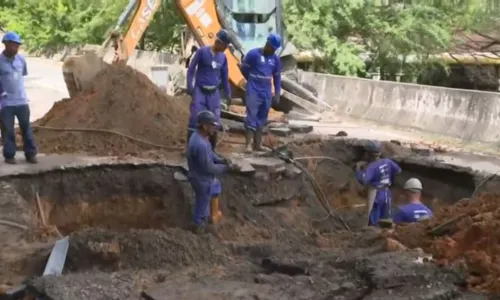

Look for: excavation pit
[0,138,497,299]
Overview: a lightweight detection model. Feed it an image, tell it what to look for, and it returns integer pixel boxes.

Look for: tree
[283,0,500,78]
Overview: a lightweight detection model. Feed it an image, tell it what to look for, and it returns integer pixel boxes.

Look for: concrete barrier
[300,72,500,143]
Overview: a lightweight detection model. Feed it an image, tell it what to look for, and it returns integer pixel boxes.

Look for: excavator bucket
[62,51,108,98]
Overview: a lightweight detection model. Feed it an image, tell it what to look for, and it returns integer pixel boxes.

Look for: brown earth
[391,193,500,294]
[32,63,189,157]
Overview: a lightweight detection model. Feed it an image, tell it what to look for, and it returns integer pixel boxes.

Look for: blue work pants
[1,105,37,159]
[244,91,271,131]
[187,86,221,143]
[189,177,221,225]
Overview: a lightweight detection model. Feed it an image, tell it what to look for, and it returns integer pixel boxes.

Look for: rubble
[392,193,500,294]
[33,63,189,157]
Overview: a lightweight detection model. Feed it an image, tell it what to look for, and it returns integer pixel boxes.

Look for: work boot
[244,130,254,153]
[26,156,38,164]
[4,158,16,165]
[253,128,264,151]
[191,223,207,235]
[209,197,223,224]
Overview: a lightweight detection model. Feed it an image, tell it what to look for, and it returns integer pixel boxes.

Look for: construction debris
[391,193,500,294]
[33,64,189,157]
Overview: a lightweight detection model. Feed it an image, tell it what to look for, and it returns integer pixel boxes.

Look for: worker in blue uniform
[186,110,240,234]
[393,178,433,224]
[355,141,401,226]
[186,30,232,151]
[240,33,282,153]
[0,32,37,164]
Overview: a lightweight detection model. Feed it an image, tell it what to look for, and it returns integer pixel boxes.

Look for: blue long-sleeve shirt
[393,203,432,224]
[240,48,281,99]
[187,131,227,182]
[355,158,401,203]
[186,46,230,98]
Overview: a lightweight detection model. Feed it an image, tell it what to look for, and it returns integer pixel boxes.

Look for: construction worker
[0,32,37,164]
[355,141,401,226]
[186,30,232,151]
[240,33,282,153]
[393,178,433,224]
[186,110,240,234]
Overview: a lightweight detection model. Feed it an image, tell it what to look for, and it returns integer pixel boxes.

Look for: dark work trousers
[1,104,37,159]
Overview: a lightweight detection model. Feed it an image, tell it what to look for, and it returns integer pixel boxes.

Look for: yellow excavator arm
[62,0,327,114]
[62,0,162,98]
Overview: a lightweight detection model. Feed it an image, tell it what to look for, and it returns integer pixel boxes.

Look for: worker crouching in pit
[240,33,282,153]
[186,30,233,152]
[186,110,241,234]
[393,178,433,224]
[355,141,401,226]
[0,32,37,164]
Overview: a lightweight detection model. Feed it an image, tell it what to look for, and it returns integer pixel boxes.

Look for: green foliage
[283,0,499,77]
[0,0,498,79]
[0,0,181,51]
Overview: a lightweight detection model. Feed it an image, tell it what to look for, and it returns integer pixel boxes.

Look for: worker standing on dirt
[186,30,232,151]
[187,110,240,234]
[240,33,282,153]
[0,32,37,164]
[355,141,401,226]
[393,178,432,223]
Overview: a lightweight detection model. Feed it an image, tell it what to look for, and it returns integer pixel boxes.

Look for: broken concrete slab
[287,123,314,134]
[269,127,292,137]
[244,157,286,174]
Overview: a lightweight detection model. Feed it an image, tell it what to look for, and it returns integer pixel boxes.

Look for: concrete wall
[300,72,500,142]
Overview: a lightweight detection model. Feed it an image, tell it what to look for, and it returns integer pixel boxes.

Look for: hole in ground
[6,165,192,235]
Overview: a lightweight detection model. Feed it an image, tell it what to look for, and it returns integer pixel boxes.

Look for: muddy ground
[0,138,497,299]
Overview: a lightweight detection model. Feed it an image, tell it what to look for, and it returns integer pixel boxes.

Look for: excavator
[62,0,330,114]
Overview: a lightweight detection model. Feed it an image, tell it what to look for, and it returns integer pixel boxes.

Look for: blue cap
[365,140,382,153]
[216,29,231,45]
[2,31,21,44]
[196,110,218,126]
[266,33,281,50]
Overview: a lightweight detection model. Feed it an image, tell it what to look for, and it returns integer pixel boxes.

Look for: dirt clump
[391,193,500,294]
[66,228,226,272]
[33,64,189,157]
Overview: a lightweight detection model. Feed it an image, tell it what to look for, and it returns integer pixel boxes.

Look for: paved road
[24,56,68,121]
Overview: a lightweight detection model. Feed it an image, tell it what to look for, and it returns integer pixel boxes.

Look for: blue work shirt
[186,46,230,98]
[356,158,401,203]
[0,53,28,107]
[393,203,433,224]
[240,48,281,99]
[187,131,227,182]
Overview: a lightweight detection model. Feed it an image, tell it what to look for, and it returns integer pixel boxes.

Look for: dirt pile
[391,193,500,294]
[33,64,189,157]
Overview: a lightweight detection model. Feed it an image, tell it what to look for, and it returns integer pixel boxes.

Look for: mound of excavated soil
[391,193,500,294]
[33,64,189,157]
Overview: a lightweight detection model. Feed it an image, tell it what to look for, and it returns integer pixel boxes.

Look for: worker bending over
[186,30,232,151]
[186,110,240,234]
[393,178,432,224]
[355,141,401,226]
[0,32,37,164]
[240,33,282,153]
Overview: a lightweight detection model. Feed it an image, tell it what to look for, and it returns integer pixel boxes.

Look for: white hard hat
[404,178,423,191]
